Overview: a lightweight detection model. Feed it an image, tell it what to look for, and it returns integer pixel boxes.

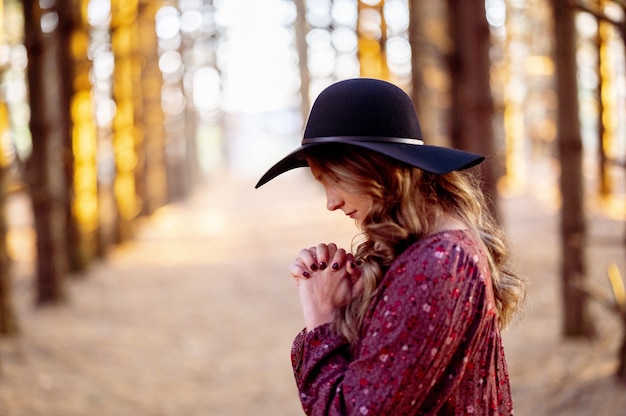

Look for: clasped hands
[289,243,362,332]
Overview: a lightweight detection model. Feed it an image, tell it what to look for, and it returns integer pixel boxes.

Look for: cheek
[359,197,374,214]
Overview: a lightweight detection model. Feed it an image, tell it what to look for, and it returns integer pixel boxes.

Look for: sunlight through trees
[0,0,622,381]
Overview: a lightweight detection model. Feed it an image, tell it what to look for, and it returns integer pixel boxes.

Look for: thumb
[346,255,363,294]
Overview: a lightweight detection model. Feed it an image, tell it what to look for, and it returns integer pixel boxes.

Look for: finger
[326,243,338,262]
[346,253,358,272]
[315,243,330,270]
[298,247,318,271]
[345,254,362,284]
[289,262,311,279]
[288,263,301,287]
[308,246,320,270]
[329,247,347,271]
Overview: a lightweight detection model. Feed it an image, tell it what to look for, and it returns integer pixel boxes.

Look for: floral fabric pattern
[291,230,513,415]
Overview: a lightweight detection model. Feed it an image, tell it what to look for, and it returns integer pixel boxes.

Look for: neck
[429,214,468,235]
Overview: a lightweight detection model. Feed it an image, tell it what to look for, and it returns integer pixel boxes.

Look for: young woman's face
[310,164,373,225]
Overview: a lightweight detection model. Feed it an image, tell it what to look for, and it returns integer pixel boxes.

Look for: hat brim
[254,139,484,188]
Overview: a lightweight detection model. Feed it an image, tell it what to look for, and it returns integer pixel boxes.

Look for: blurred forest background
[0,0,624,414]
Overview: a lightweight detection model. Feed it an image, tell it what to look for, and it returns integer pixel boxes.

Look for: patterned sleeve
[291,234,494,415]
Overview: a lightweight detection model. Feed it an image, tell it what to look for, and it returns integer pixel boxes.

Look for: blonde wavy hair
[306,145,526,343]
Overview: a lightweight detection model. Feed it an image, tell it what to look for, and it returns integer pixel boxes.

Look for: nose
[325,187,344,212]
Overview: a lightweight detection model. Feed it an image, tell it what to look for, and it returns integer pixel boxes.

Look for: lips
[346,210,356,218]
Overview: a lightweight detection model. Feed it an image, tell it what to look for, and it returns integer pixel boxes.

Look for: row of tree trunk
[0,0,201,338]
[1,0,624,379]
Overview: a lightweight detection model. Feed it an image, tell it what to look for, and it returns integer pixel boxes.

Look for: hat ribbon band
[302,136,424,146]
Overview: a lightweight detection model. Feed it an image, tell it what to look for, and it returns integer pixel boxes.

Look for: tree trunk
[619,313,626,381]
[59,0,100,273]
[408,1,421,112]
[408,1,439,138]
[551,0,595,337]
[294,0,310,124]
[111,0,141,241]
[357,0,389,80]
[446,0,500,219]
[137,0,168,215]
[23,0,69,305]
[0,158,18,335]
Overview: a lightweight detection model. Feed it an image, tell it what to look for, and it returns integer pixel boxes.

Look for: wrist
[303,309,335,332]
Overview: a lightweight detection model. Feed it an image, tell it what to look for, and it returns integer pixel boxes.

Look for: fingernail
[331,262,339,270]
[310,263,318,271]
[303,271,310,278]
[319,262,327,270]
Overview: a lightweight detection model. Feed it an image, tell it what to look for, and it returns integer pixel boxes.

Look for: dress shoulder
[392,229,484,269]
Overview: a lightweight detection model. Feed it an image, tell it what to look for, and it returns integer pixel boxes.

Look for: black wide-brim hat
[255,78,484,188]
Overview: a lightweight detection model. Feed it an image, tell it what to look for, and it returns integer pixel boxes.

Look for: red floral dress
[291,230,514,415]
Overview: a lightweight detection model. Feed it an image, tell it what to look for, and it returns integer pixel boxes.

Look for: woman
[256,78,525,415]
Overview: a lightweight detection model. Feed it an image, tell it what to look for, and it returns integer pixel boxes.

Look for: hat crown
[303,78,423,141]
[254,78,484,189]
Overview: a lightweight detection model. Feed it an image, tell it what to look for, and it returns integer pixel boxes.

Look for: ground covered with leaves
[0,171,624,415]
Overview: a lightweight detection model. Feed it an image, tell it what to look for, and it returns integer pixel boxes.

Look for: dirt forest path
[0,169,625,416]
